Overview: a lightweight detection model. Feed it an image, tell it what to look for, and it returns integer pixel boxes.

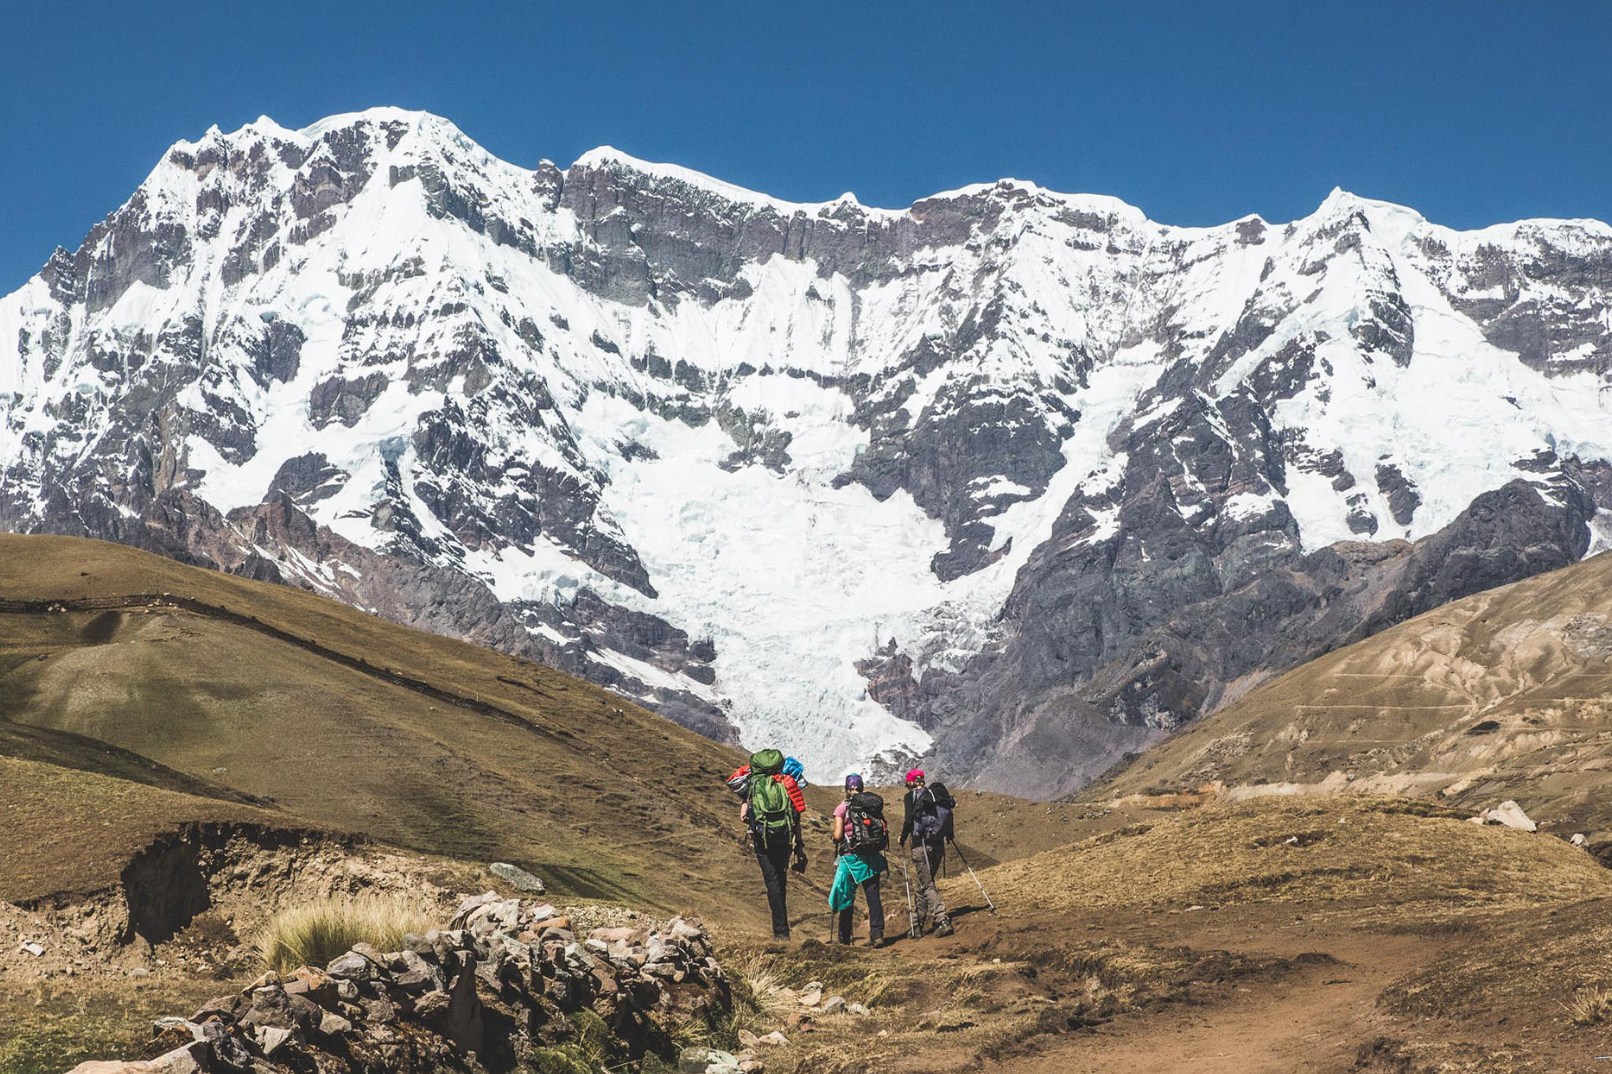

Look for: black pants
[837,874,884,944]
[753,832,794,937]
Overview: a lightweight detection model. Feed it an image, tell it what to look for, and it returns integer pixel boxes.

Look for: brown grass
[728,934,1291,1074]
[255,894,435,973]
[0,534,761,919]
[0,756,285,904]
[984,796,1612,925]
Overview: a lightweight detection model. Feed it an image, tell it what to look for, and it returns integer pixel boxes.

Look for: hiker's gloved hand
[791,848,807,874]
[737,828,753,850]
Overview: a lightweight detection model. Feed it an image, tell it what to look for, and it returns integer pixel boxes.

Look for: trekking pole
[898,848,921,939]
[948,839,997,915]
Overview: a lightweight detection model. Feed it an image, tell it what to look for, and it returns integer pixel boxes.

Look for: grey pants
[910,841,949,924]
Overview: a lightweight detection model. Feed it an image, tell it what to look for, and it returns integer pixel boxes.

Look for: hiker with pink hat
[898,767,956,937]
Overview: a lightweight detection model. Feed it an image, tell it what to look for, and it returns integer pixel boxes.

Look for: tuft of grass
[673,947,795,1054]
[1564,985,1612,1027]
[520,1045,597,1074]
[566,1009,613,1066]
[255,893,434,973]
[723,948,796,1027]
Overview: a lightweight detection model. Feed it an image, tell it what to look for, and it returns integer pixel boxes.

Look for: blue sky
[2,0,1608,290]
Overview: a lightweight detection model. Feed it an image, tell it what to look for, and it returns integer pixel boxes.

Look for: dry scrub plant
[1564,985,1612,1027]
[256,893,434,973]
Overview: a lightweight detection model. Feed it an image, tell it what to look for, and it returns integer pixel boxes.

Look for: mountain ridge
[99,108,1612,250]
[3,106,1611,792]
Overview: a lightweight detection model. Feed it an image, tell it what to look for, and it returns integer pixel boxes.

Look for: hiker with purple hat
[828,773,888,946]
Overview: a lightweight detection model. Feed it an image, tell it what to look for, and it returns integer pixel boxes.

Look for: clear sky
[2,0,1608,290]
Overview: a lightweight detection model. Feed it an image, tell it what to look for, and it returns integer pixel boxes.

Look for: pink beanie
[905,768,925,784]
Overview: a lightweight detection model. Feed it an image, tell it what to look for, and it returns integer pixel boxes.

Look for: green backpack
[748,750,793,843]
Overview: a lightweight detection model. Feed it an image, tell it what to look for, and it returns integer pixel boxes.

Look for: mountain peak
[569,145,889,216]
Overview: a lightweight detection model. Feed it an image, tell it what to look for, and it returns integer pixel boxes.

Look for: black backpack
[912,783,955,842]
[842,792,889,853]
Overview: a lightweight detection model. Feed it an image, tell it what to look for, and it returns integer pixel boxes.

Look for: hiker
[735,748,807,939]
[898,767,955,936]
[829,774,887,946]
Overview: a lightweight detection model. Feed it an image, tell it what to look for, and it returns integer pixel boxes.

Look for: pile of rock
[67,893,732,1074]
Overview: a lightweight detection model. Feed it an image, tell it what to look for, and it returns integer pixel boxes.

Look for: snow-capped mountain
[3,108,1610,795]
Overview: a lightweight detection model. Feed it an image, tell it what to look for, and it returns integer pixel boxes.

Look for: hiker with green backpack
[734,748,807,940]
[828,773,887,946]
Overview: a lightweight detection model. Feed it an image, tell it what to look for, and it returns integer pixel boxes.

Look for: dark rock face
[309,372,389,429]
[4,110,1612,792]
[915,480,1595,799]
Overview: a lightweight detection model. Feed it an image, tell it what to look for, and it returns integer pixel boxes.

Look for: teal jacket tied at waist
[829,849,887,912]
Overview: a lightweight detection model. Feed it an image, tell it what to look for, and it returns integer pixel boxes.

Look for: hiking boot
[870,935,887,948]
[934,919,954,937]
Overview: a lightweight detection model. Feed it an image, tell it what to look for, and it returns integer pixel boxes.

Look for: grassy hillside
[986,796,1612,924]
[0,534,766,917]
[0,755,291,905]
[1085,548,1612,836]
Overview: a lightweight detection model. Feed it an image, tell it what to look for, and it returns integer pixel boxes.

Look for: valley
[7,537,1612,1071]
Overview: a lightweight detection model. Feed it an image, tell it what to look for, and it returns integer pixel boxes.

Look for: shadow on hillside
[540,863,647,904]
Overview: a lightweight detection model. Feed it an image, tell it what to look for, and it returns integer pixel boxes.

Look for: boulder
[199,1021,253,1069]
[679,1047,740,1073]
[284,968,340,1009]
[392,949,443,992]
[254,1024,300,1057]
[326,952,374,980]
[1491,800,1539,832]
[316,1009,353,1037]
[434,950,484,1052]
[413,989,451,1018]
[349,942,386,965]
[490,862,547,893]
[64,1042,207,1074]
[360,994,398,1025]
[239,986,301,1031]
[191,995,242,1023]
[668,918,707,943]
[148,1041,208,1073]
[149,1017,203,1047]
[449,891,504,927]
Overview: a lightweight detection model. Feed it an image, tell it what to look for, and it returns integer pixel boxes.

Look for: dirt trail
[995,922,1437,1074]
